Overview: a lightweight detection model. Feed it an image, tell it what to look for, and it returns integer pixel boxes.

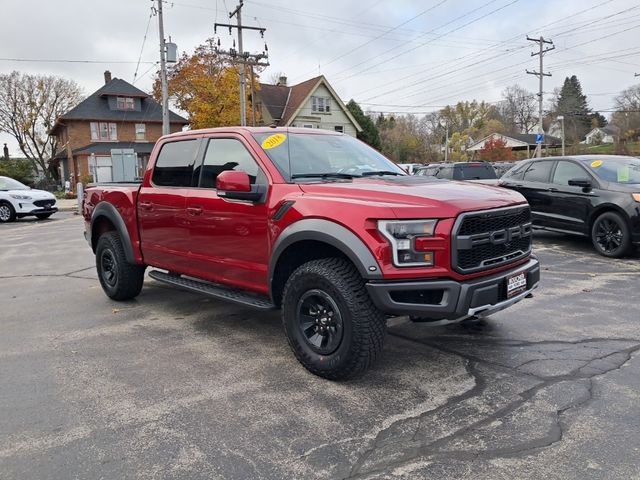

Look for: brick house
[50,71,188,186]
[256,75,361,136]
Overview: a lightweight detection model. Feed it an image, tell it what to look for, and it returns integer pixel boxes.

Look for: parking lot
[1,213,640,479]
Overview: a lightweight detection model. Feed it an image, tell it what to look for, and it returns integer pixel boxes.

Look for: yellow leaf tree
[153,40,260,128]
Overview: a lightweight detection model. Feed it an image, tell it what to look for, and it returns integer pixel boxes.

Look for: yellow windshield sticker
[618,165,630,182]
[261,133,287,150]
[591,160,603,168]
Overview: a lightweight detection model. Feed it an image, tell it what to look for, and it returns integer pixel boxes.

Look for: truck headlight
[378,219,437,267]
[10,194,31,200]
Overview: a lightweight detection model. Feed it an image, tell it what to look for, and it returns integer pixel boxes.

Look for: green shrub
[0,159,34,184]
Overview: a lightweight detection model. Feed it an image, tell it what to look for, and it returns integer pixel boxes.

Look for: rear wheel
[282,258,386,380]
[591,211,631,258]
[96,232,146,300]
[0,202,16,223]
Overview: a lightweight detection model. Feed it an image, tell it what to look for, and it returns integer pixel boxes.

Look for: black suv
[415,162,498,184]
[500,155,640,257]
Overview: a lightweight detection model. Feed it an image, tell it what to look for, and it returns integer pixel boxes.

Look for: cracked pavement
[1,215,640,479]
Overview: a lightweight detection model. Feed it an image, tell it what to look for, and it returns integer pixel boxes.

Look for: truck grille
[452,206,532,274]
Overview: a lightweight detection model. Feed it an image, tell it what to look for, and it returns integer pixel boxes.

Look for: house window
[334,125,344,133]
[90,122,117,141]
[303,124,314,129]
[135,123,146,141]
[117,97,135,110]
[311,96,331,113]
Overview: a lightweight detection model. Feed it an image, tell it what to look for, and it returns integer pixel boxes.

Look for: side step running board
[148,270,276,311]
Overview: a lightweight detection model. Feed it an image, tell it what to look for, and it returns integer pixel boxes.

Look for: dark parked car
[492,161,517,177]
[415,162,498,184]
[499,155,640,257]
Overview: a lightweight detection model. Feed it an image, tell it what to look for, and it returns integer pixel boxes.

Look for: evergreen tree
[346,99,381,150]
[555,75,592,142]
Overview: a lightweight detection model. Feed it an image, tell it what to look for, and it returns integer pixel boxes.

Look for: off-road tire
[96,232,145,300]
[35,213,53,220]
[0,202,16,223]
[282,258,386,380]
[591,211,632,258]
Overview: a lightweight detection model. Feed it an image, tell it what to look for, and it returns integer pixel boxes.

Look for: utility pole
[215,2,269,126]
[444,123,449,162]
[157,0,170,135]
[526,36,554,158]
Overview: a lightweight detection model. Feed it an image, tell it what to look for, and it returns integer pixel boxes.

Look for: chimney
[277,76,287,86]
[104,70,112,84]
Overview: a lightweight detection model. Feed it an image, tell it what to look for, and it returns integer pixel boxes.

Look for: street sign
[536,133,544,144]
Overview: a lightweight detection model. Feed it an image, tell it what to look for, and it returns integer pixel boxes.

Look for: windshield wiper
[360,170,404,177]
[291,173,356,180]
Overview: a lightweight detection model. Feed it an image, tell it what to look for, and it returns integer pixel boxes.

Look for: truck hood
[297,176,526,218]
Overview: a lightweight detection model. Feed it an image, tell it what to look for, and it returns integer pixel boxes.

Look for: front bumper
[15,207,59,218]
[366,256,540,322]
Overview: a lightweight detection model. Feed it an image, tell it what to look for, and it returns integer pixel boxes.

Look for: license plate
[506,271,527,298]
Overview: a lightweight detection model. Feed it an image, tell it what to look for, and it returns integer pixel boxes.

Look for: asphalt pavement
[1,212,639,479]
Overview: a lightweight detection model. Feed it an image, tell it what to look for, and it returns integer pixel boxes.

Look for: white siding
[290,84,358,137]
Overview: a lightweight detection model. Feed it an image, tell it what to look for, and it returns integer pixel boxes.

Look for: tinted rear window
[453,164,497,180]
[152,140,200,187]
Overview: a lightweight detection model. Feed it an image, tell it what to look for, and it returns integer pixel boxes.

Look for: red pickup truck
[83,127,539,379]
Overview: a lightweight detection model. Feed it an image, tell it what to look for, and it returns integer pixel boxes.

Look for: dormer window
[117,96,135,110]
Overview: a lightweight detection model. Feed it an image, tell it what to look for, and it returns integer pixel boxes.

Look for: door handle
[547,187,558,192]
[187,206,203,216]
[139,201,153,211]
[514,184,523,188]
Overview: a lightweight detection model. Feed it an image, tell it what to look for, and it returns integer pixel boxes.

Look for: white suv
[0,176,58,223]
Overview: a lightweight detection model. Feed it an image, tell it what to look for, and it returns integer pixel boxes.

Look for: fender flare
[268,219,383,297]
[90,202,136,264]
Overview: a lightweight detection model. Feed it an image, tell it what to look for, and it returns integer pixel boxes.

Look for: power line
[133,9,155,83]
[0,58,154,64]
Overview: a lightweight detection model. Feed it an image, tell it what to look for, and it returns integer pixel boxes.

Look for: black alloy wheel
[297,289,344,355]
[100,248,119,288]
[591,211,631,258]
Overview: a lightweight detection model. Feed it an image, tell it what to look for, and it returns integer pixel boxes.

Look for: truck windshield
[252,132,405,181]
[579,157,640,184]
[453,164,497,180]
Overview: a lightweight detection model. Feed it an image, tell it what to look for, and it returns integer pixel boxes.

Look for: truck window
[198,138,261,188]
[455,163,497,180]
[152,139,200,187]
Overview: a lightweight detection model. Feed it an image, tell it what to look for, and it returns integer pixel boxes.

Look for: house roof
[257,75,362,132]
[54,141,156,160]
[468,132,562,151]
[258,83,290,121]
[587,125,620,136]
[50,77,188,134]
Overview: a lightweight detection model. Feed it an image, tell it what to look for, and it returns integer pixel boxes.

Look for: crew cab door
[137,138,202,269]
[186,135,270,294]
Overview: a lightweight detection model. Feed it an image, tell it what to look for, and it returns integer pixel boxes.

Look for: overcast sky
[2,0,639,155]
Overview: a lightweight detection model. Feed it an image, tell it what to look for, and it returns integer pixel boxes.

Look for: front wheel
[96,232,146,300]
[282,258,386,380]
[0,202,16,223]
[591,211,632,258]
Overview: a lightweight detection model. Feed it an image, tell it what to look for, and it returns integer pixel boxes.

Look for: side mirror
[216,170,263,202]
[568,178,592,189]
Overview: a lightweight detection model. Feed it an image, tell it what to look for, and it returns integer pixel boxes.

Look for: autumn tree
[611,83,640,142]
[346,99,381,150]
[154,40,259,128]
[0,71,83,179]
[478,136,513,161]
[499,84,537,133]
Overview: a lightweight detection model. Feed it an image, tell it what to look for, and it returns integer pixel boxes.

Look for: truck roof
[162,126,342,139]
